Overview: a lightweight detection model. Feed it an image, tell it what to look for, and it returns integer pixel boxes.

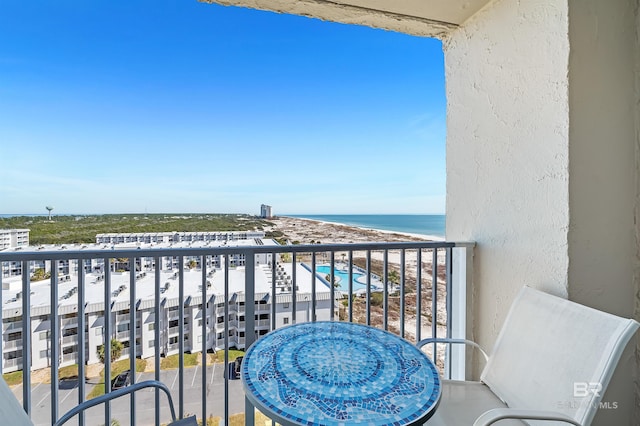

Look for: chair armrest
[416,338,489,363]
[53,380,179,426]
[473,408,582,426]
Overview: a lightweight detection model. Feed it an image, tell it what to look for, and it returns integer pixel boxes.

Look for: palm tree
[97,338,123,365]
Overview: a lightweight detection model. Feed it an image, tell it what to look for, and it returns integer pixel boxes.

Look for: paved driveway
[14,362,246,426]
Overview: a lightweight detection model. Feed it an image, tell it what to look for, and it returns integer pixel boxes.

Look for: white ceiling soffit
[201,0,493,38]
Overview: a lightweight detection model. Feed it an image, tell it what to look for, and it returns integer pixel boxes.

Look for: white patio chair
[0,377,197,426]
[419,286,639,425]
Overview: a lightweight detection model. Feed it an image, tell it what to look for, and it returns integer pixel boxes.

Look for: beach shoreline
[280,215,444,241]
[269,216,443,244]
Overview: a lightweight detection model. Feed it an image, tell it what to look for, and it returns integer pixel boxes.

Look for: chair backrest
[0,376,33,426]
[480,286,638,426]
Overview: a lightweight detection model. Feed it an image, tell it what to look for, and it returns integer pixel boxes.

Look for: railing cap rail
[0,241,475,261]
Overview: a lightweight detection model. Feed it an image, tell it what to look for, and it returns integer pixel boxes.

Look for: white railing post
[448,245,474,380]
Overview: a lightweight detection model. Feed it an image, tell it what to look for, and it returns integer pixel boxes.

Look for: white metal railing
[0,241,473,426]
[61,335,77,344]
[3,357,22,367]
[3,339,21,350]
[116,314,130,323]
[60,318,77,327]
[116,330,130,340]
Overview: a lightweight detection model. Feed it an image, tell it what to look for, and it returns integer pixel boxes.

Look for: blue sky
[0,1,446,215]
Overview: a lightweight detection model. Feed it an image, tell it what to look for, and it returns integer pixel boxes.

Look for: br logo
[573,382,602,397]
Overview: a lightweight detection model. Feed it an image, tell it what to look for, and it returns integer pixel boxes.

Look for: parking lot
[14,363,246,426]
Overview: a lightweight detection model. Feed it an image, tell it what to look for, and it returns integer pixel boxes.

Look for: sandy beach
[266,216,449,351]
[265,216,438,244]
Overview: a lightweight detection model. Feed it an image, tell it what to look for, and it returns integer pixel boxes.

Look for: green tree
[30,268,51,282]
[97,339,124,364]
[187,259,197,269]
[388,270,400,285]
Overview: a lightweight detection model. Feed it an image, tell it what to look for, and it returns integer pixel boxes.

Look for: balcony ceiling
[202,0,494,38]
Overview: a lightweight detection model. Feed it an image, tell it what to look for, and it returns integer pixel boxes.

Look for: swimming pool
[316,265,367,291]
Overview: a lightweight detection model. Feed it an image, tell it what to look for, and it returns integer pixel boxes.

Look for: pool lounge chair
[419,286,639,425]
[0,377,197,426]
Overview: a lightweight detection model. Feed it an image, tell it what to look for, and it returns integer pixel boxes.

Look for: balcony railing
[3,339,22,350]
[3,321,22,332]
[0,241,473,426]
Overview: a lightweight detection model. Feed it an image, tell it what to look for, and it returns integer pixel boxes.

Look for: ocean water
[287,214,445,238]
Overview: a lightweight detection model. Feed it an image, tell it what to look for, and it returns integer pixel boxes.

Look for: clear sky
[0,1,446,216]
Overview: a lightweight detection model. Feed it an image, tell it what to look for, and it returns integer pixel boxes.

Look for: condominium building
[96,230,265,245]
[1,239,336,373]
[0,229,29,249]
[260,204,272,219]
[2,232,270,279]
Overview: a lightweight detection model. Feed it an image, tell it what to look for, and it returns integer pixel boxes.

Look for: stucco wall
[567,0,639,423]
[444,0,570,344]
[446,0,639,424]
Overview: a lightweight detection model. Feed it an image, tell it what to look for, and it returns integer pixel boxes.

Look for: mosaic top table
[241,321,441,426]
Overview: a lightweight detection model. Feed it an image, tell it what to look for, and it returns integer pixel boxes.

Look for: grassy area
[0,214,273,245]
[160,353,199,369]
[87,359,147,399]
[212,350,245,364]
[2,371,23,386]
[58,364,80,380]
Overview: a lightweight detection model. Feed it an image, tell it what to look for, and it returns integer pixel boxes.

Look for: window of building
[63,327,77,337]
[169,320,179,328]
[39,349,51,359]
[169,336,178,345]
[8,332,21,341]
[117,323,129,333]
[95,328,103,336]
[283,303,289,309]
[39,331,50,341]
[149,340,155,348]
[62,346,74,355]
[283,318,289,325]
[149,323,154,331]
[216,316,224,324]
[6,350,22,360]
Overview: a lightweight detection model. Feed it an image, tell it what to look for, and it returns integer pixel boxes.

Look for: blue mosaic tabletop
[242,321,441,426]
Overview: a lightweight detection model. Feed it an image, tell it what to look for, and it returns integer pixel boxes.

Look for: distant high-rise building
[260,204,273,219]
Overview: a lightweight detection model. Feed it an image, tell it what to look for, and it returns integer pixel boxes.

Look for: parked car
[234,356,243,374]
[111,370,131,389]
